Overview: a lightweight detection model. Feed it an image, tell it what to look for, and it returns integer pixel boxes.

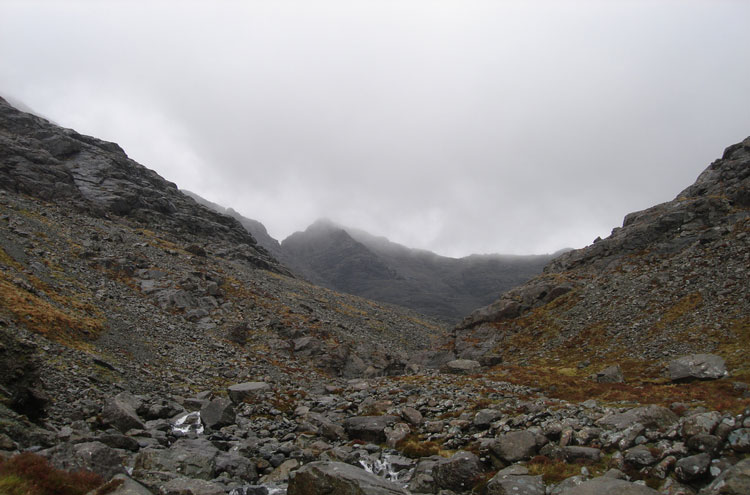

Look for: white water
[359,454,414,488]
[171,411,204,435]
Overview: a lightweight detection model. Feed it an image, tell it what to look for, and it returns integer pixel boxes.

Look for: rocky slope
[450,136,749,377]
[1,95,749,495]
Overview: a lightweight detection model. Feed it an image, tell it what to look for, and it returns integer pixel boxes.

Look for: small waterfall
[171,411,204,435]
[359,454,414,488]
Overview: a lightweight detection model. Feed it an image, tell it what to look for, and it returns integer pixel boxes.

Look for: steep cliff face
[453,137,749,374]
[0,96,284,274]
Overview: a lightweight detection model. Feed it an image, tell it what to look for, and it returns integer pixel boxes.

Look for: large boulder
[486,469,545,495]
[591,365,624,383]
[442,359,481,374]
[101,392,145,433]
[43,441,125,480]
[668,354,727,382]
[597,405,678,431]
[559,477,659,494]
[288,461,408,495]
[344,415,399,443]
[227,382,270,404]
[432,451,483,492]
[199,397,235,430]
[674,453,711,482]
[701,458,750,495]
[727,428,750,452]
[134,438,219,481]
[490,430,538,462]
[157,477,225,495]
[92,474,153,495]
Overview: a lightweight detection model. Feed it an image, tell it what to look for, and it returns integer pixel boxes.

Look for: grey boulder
[101,391,145,433]
[491,430,539,462]
[559,477,659,494]
[668,354,727,382]
[288,461,408,495]
[344,415,399,443]
[486,472,545,495]
[597,405,678,431]
[432,451,483,492]
[199,397,235,430]
[591,365,624,383]
[701,458,750,495]
[442,359,481,374]
[227,381,270,404]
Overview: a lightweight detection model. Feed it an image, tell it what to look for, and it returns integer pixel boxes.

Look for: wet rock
[668,354,727,382]
[288,460,408,495]
[227,382,270,404]
[432,451,483,492]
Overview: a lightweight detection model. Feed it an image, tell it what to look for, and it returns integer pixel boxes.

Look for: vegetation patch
[0,452,103,495]
[487,362,750,413]
[0,275,105,343]
[396,435,446,458]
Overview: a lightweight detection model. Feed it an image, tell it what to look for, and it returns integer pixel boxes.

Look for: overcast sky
[1,1,749,256]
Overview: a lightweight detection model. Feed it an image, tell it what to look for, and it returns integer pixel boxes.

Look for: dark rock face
[0,96,286,275]
[287,461,408,495]
[0,328,48,420]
